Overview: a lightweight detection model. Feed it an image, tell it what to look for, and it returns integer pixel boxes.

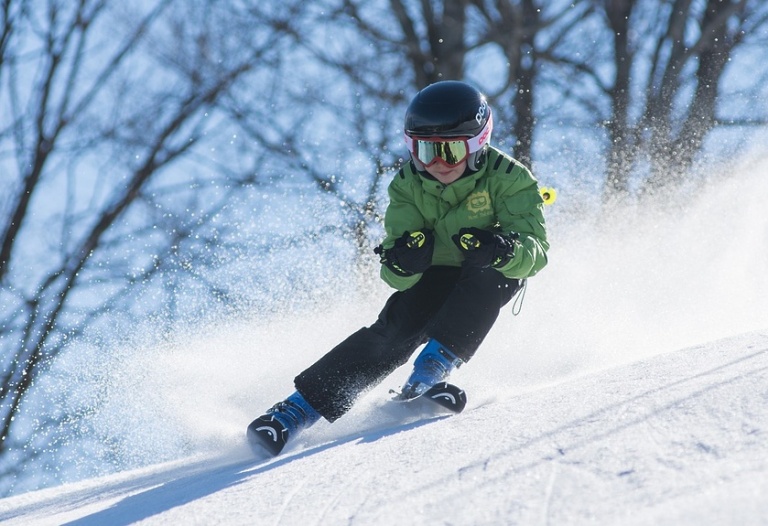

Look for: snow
[2,147,767,525]
[0,330,766,525]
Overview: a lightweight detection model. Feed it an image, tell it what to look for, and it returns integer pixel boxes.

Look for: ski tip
[390,382,467,413]
[246,416,288,457]
[425,382,467,413]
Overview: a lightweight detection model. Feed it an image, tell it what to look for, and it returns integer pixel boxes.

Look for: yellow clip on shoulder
[539,187,557,205]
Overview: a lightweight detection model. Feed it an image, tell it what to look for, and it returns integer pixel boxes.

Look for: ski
[390,381,467,414]
[246,414,289,457]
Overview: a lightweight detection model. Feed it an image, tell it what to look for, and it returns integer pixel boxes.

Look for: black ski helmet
[404,80,493,172]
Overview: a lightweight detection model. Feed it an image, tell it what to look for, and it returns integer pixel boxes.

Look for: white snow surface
[0,331,766,525]
[1,153,767,524]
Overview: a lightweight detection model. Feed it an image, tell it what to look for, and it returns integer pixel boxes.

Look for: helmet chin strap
[410,154,426,172]
[467,145,488,171]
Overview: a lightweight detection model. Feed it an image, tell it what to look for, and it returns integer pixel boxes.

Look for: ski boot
[246,391,320,456]
[398,339,463,400]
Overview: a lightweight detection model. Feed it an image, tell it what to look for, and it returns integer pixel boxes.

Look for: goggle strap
[466,113,493,152]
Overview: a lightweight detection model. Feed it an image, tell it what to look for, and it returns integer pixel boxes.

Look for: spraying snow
[82,152,768,477]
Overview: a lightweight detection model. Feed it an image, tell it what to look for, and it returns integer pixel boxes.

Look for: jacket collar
[413,162,488,205]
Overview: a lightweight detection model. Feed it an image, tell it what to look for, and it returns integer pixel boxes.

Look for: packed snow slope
[0,330,767,525]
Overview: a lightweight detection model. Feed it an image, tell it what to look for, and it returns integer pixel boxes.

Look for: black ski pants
[294,265,522,421]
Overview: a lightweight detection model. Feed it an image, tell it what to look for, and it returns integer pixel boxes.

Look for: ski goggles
[404,113,493,168]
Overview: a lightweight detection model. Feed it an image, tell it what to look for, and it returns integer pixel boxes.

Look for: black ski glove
[452,227,517,269]
[374,230,435,276]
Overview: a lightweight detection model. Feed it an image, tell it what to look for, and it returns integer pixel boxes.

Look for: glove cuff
[374,245,416,276]
[490,234,517,268]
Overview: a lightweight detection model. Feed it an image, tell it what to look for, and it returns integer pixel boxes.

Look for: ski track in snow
[0,330,766,525]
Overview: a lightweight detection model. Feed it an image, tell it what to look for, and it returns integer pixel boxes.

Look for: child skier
[247,80,549,455]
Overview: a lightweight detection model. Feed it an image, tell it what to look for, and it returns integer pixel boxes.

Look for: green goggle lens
[414,139,469,167]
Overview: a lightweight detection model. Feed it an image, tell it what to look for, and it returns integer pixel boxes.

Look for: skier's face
[424,159,467,185]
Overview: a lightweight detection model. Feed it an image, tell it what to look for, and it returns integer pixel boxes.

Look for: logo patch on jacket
[466,191,492,218]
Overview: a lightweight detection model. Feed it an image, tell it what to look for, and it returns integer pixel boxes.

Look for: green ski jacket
[380,146,549,290]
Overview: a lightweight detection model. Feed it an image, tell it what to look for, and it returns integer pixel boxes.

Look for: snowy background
[0,149,766,525]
